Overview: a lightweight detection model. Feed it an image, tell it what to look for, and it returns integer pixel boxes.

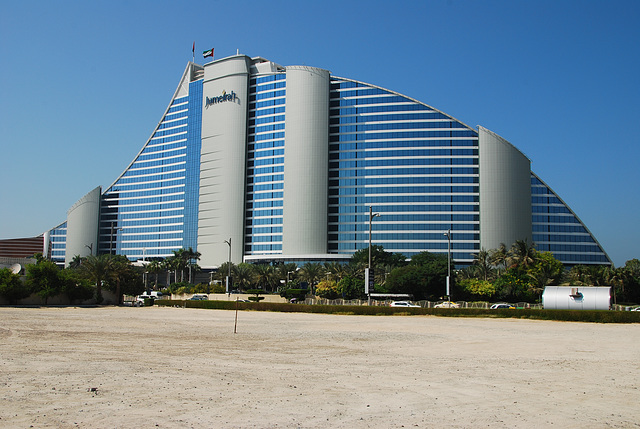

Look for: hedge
[155,300,640,323]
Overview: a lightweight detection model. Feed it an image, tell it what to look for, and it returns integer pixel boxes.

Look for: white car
[390,301,420,308]
[434,301,460,308]
[631,307,640,312]
[490,303,515,309]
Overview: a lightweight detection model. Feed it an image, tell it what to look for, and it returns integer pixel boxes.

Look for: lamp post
[110,221,123,255]
[444,229,452,302]
[85,243,93,256]
[224,238,231,293]
[367,206,380,302]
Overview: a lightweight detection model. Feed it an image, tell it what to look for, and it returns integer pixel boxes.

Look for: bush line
[155,300,640,323]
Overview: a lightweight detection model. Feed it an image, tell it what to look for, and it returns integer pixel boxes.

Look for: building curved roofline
[103,62,200,194]
[532,171,613,266]
[332,75,478,133]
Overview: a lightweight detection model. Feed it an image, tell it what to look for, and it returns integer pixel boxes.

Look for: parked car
[490,303,515,309]
[390,301,420,308]
[189,294,208,300]
[631,307,640,311]
[434,301,460,308]
[135,294,155,306]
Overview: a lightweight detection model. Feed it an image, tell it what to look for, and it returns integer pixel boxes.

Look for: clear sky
[1,0,638,267]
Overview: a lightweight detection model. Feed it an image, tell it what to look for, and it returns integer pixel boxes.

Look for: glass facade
[531,174,609,264]
[328,78,480,263]
[98,75,203,259]
[48,221,67,265]
[244,73,286,255]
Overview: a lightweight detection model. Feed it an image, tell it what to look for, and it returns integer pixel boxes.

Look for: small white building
[542,286,611,310]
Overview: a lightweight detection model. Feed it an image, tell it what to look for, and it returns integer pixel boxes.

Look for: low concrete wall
[172,293,288,303]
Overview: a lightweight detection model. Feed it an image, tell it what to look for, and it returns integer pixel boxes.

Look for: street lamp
[224,238,232,293]
[110,221,123,255]
[444,229,452,302]
[367,206,380,301]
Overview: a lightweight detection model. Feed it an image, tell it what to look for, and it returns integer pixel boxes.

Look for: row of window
[249,114,286,126]
[330,177,478,186]
[329,232,479,241]
[331,167,479,177]
[330,195,479,204]
[246,200,284,209]
[330,158,478,169]
[250,90,286,102]
[328,223,478,232]
[332,130,478,140]
[328,205,479,214]
[328,214,479,222]
[532,234,596,243]
[329,140,478,150]
[250,73,286,86]
[331,149,478,159]
[330,111,451,124]
[331,122,468,133]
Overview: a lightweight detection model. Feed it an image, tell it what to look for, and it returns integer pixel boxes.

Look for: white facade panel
[65,186,101,265]
[282,66,330,255]
[198,55,251,267]
[478,126,532,250]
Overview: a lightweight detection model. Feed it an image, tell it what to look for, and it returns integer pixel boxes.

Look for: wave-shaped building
[45,53,611,268]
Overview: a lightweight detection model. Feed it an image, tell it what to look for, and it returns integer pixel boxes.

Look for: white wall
[198,56,251,267]
[282,66,330,255]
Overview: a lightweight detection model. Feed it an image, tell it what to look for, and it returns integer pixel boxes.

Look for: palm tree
[508,239,537,269]
[68,254,84,269]
[489,243,509,273]
[147,260,163,289]
[472,248,493,281]
[253,264,276,291]
[233,263,256,291]
[171,249,189,282]
[183,247,201,283]
[299,262,324,294]
[81,254,114,304]
[109,255,134,305]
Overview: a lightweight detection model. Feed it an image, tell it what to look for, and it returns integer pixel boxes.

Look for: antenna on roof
[237,49,239,55]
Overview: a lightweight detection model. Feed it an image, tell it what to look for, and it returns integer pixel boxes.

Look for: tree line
[1,242,638,305]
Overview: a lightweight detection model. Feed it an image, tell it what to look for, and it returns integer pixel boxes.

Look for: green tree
[253,264,276,291]
[508,239,537,269]
[59,269,94,302]
[385,252,448,301]
[146,259,163,289]
[233,263,256,291]
[494,268,534,301]
[315,279,340,299]
[471,248,494,281]
[458,277,496,299]
[299,262,324,294]
[0,268,30,304]
[26,259,65,304]
[80,254,114,303]
[527,251,564,300]
[337,275,365,300]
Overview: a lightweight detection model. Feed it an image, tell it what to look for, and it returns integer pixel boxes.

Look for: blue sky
[1,0,638,267]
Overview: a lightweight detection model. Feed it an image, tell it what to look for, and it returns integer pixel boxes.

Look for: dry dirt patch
[0,306,638,428]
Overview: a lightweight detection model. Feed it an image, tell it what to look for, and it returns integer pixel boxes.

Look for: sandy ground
[0,307,638,429]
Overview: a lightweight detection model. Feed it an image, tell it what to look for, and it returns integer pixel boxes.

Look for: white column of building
[282,66,330,255]
[478,126,532,250]
[65,186,101,266]
[198,55,251,268]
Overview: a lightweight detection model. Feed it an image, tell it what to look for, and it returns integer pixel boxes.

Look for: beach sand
[0,306,638,428]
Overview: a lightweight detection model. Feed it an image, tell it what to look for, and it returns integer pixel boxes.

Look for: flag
[203,48,214,59]
[192,42,195,53]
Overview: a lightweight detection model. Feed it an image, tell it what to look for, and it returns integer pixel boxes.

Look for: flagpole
[192,41,195,63]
